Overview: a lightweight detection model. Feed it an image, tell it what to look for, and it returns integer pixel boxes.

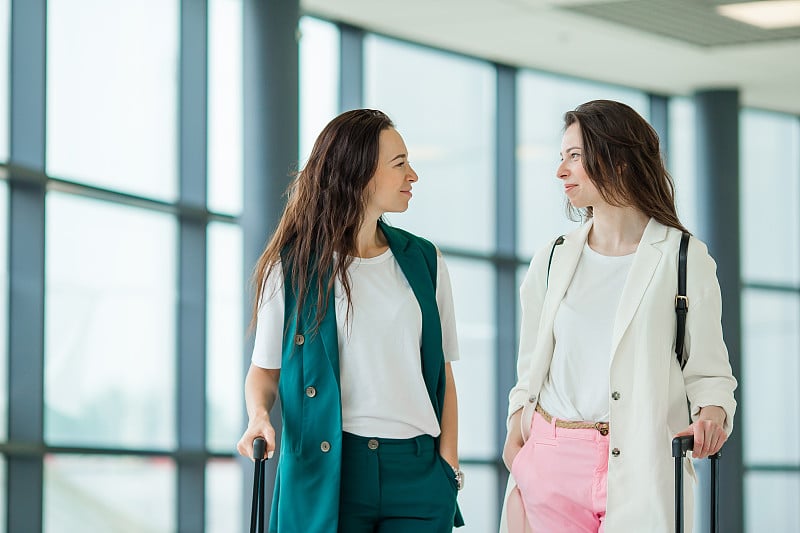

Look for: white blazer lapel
[609,218,668,360]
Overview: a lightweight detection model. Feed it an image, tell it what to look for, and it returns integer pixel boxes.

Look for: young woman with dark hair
[500,100,737,533]
[236,109,464,533]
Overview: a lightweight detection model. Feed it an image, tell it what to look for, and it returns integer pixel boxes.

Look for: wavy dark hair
[564,100,688,233]
[251,109,394,333]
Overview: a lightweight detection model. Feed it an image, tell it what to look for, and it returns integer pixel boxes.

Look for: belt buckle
[595,422,609,436]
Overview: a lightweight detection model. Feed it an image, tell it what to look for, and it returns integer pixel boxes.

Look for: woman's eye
[570,153,581,160]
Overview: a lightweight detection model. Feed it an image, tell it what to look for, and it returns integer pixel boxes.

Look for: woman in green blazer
[236,109,464,533]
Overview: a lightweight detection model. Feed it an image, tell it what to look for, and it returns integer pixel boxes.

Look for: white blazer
[500,218,737,533]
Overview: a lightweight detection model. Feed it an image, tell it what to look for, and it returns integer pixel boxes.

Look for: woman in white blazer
[500,100,737,533]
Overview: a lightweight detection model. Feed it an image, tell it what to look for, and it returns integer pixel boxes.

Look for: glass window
[44,193,177,449]
[668,97,699,234]
[43,454,176,532]
[208,0,243,215]
[365,36,496,253]
[206,459,243,533]
[745,472,800,532]
[516,72,649,257]
[740,110,800,285]
[207,222,243,452]
[299,16,339,166]
[46,0,179,200]
[0,181,7,441]
[742,289,800,466]
[0,0,9,162]
[446,257,496,459]
[458,464,498,533]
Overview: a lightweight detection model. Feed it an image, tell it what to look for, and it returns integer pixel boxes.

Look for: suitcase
[250,437,268,533]
[671,435,719,533]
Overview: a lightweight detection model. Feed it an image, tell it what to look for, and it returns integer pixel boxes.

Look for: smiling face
[365,127,418,215]
[557,122,604,210]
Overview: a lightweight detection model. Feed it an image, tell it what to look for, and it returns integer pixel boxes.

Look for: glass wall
[208,0,243,215]
[365,35,496,253]
[740,109,800,531]
[0,0,8,162]
[43,455,176,533]
[668,97,699,234]
[45,194,177,449]
[206,222,243,452]
[299,16,339,164]
[46,0,179,200]
[2,0,249,529]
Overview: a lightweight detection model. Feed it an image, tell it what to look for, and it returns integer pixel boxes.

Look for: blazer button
[612,391,621,401]
[528,395,536,403]
[305,386,316,398]
[294,334,304,346]
[320,441,331,453]
[611,448,621,457]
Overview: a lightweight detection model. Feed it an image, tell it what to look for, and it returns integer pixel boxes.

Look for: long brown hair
[564,100,688,233]
[251,109,395,333]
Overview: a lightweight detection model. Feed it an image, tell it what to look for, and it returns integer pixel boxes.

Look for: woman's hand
[674,405,727,459]
[237,412,276,460]
[502,410,525,471]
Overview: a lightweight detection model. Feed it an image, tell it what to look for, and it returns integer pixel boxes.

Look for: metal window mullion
[242,0,299,528]
[339,23,363,112]
[177,1,208,531]
[649,94,669,163]
[7,0,47,532]
[694,89,744,533]
[494,63,517,519]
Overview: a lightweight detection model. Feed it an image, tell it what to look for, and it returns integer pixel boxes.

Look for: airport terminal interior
[0,0,799,531]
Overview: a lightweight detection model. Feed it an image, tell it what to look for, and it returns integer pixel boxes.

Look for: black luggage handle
[672,435,719,533]
[250,437,268,533]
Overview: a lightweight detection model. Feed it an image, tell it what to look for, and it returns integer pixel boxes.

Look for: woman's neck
[588,206,649,256]
[354,218,389,259]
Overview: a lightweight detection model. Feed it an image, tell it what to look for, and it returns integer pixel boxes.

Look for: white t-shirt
[539,243,634,422]
[251,248,459,439]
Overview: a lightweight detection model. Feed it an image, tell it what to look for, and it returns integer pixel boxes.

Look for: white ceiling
[302,0,800,115]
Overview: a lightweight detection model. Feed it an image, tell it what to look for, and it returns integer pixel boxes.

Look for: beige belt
[535,403,610,436]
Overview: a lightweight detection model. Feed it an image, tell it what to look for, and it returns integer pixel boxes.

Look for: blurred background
[0,0,798,531]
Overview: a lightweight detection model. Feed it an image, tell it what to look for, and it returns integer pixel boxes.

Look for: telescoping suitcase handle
[250,437,268,533]
[672,435,719,533]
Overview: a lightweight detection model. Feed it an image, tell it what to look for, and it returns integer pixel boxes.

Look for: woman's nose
[556,161,567,180]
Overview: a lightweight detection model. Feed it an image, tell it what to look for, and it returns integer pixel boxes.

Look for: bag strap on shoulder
[546,235,565,287]
[675,232,690,369]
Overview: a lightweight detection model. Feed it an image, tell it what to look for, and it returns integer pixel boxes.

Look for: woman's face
[557,122,603,209]
[365,128,418,215]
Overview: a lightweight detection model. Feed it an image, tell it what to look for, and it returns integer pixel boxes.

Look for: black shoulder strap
[675,232,690,369]
[546,236,565,287]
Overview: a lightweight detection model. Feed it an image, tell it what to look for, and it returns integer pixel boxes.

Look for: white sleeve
[251,266,285,369]
[436,254,460,362]
[507,239,554,427]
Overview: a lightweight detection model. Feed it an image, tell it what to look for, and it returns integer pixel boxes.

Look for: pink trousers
[510,410,610,532]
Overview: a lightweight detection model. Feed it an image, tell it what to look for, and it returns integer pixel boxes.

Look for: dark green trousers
[338,432,459,533]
